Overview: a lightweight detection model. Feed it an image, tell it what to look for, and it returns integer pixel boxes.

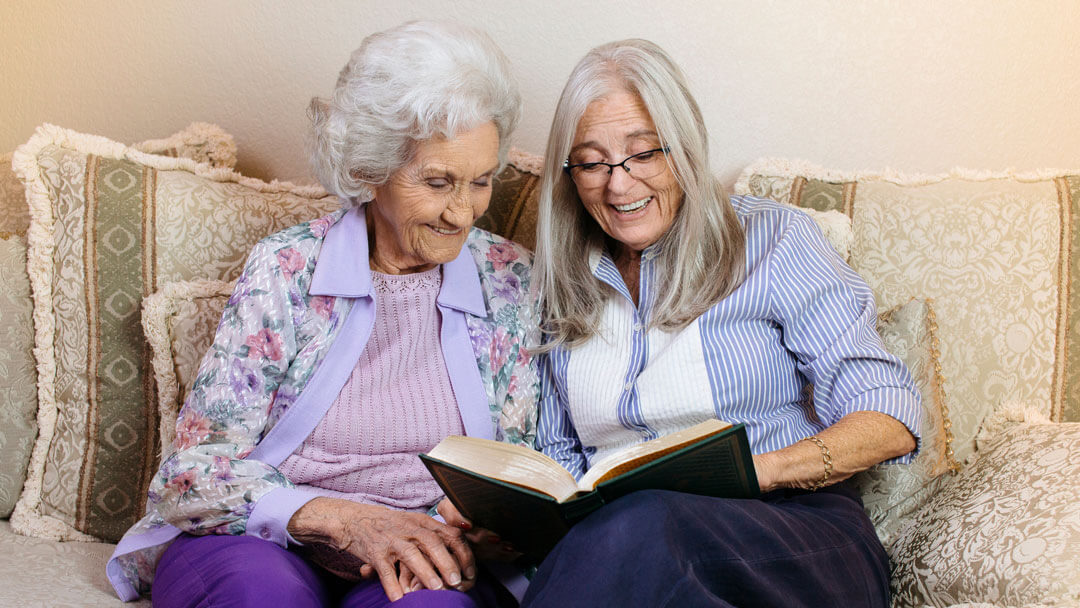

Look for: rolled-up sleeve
[767,211,921,462]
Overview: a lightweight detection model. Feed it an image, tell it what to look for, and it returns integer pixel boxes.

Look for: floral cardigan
[107,207,540,601]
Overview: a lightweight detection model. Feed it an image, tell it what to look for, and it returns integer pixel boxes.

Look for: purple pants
[152,533,516,608]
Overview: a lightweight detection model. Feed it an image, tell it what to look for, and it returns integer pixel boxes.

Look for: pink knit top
[278,266,464,511]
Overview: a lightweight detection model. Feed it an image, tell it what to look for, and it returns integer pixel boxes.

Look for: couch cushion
[11,124,339,542]
[0,519,148,606]
[736,160,1080,462]
[0,124,237,521]
[889,422,1080,607]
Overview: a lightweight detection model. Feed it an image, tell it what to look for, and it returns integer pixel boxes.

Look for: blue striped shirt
[537,195,921,479]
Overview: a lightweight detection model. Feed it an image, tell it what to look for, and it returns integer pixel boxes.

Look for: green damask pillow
[0,124,237,521]
[11,124,338,542]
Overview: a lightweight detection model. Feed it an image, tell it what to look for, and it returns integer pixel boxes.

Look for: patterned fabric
[0,237,37,518]
[889,422,1080,607]
[12,124,338,544]
[537,196,921,478]
[735,161,1080,457]
[0,125,237,524]
[474,149,541,251]
[107,208,540,600]
[852,298,961,549]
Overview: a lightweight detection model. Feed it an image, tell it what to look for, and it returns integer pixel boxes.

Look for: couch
[0,125,1076,607]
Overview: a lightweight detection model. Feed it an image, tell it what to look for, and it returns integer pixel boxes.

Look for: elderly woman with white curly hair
[107,21,536,608]
[523,39,921,607]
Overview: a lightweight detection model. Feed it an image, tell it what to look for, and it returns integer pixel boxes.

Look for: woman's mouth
[613,196,652,214]
[428,224,462,235]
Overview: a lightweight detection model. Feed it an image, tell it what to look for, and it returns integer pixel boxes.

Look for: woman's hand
[436,498,522,563]
[288,497,476,601]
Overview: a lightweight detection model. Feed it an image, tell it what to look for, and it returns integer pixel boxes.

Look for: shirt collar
[310,205,487,317]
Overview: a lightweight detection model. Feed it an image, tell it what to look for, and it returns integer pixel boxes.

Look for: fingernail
[465,566,476,580]
[429,580,444,590]
[487,535,501,544]
[412,582,423,592]
[458,521,472,531]
[448,572,462,586]
[502,543,515,553]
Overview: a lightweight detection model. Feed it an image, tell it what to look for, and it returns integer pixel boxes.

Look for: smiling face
[569,89,683,254]
[368,121,500,274]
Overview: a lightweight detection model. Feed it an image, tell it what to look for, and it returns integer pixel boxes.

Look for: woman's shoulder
[729,194,827,243]
[465,227,534,308]
[253,210,347,257]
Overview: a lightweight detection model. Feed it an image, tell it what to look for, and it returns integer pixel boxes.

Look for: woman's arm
[762,209,921,491]
[754,411,916,492]
[150,239,306,536]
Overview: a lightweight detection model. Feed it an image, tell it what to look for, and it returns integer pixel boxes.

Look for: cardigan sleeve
[148,239,312,538]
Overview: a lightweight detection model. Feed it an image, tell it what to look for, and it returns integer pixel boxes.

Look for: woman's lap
[153,533,512,608]
[520,484,890,608]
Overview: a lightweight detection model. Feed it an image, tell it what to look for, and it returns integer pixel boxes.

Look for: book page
[426,436,582,502]
[578,419,733,490]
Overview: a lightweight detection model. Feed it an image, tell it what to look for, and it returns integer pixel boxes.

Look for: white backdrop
[3,1,1079,185]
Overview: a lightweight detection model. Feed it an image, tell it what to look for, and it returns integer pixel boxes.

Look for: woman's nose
[605,164,636,194]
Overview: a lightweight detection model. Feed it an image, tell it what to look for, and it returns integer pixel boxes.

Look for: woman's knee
[154,535,327,608]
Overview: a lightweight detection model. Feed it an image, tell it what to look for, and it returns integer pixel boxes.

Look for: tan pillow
[0,124,236,520]
[889,422,1080,606]
[142,280,234,459]
[852,298,961,549]
[11,124,338,542]
[475,148,541,250]
[735,159,1080,464]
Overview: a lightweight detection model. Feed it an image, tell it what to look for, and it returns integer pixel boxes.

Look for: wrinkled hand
[289,497,476,601]
[437,498,522,563]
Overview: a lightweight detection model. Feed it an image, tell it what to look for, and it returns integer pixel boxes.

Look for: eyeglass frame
[562,146,672,185]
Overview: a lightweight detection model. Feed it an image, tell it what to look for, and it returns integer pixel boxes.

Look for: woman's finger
[396,540,448,591]
[437,498,472,531]
[372,558,406,602]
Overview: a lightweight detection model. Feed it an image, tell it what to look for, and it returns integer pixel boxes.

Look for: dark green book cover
[420,423,758,563]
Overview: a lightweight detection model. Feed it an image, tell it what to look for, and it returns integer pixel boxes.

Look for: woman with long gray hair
[108,21,534,608]
[525,39,920,606]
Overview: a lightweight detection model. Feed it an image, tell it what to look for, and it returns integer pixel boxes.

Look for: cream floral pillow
[852,298,960,549]
[12,124,338,542]
[890,422,1080,607]
[142,280,234,460]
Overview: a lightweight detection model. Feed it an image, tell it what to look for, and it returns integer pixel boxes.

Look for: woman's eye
[472,177,491,188]
[426,178,451,189]
[579,163,606,173]
[633,151,656,161]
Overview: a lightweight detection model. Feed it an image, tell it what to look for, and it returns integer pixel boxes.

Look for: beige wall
[3,1,1079,185]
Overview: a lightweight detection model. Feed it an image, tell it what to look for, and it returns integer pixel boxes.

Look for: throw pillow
[735,159,1080,465]
[0,124,236,520]
[11,124,338,542]
[142,280,234,458]
[889,422,1080,606]
[475,148,541,251]
[851,298,961,549]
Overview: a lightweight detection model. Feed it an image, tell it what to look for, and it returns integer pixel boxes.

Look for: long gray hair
[535,39,745,348]
[309,20,521,205]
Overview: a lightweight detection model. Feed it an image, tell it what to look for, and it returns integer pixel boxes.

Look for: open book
[419,419,758,562]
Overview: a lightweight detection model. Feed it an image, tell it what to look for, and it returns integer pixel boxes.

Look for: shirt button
[624,383,633,392]
[633,323,643,332]
[259,528,271,540]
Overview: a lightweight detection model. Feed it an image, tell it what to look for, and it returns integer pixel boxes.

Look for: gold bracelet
[803,435,833,491]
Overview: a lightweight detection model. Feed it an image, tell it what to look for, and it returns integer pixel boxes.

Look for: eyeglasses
[563,147,671,188]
